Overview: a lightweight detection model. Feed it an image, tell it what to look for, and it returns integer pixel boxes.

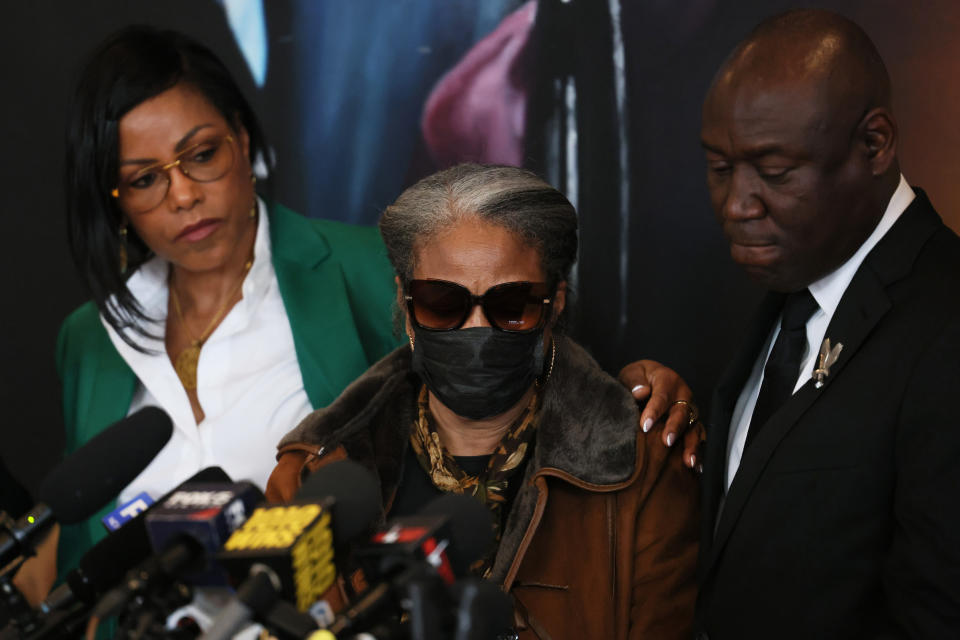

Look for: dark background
[2,0,958,493]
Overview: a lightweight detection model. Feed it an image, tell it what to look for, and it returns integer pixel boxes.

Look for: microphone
[21,468,233,640]
[202,460,381,640]
[145,481,264,585]
[295,459,382,548]
[415,493,495,579]
[328,493,495,639]
[43,467,233,613]
[449,579,513,640]
[0,406,173,570]
[89,481,265,622]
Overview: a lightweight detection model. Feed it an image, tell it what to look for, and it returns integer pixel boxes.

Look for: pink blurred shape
[422,1,536,168]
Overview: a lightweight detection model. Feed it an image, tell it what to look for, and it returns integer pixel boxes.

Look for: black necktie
[745,289,819,448]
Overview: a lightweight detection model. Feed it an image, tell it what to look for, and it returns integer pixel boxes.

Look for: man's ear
[860,107,897,176]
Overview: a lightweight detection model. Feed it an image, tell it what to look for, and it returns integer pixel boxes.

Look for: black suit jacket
[695,191,960,639]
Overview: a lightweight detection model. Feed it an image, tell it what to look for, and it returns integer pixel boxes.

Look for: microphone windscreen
[418,493,494,577]
[296,459,380,544]
[39,406,173,524]
[74,466,232,599]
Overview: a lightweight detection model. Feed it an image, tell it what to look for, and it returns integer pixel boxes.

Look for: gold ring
[671,400,699,426]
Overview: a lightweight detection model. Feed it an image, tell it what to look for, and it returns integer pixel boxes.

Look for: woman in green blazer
[57,202,399,573]
[55,27,400,576]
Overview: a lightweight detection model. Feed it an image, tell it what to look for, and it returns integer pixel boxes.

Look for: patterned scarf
[409,384,540,575]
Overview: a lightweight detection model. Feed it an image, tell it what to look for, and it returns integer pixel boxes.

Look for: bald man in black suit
[695,9,960,638]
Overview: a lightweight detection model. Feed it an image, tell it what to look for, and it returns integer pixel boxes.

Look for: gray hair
[379,164,579,300]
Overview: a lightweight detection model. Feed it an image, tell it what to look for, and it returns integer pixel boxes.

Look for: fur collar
[279,335,640,486]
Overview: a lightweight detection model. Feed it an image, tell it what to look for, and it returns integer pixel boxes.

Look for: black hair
[65,25,269,348]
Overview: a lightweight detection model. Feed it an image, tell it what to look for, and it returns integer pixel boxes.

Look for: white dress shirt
[103,200,313,504]
[725,176,916,490]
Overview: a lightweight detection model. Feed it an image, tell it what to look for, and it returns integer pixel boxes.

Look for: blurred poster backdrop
[2,0,958,489]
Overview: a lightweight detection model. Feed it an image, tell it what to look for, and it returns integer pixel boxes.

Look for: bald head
[724,10,890,111]
[701,10,900,291]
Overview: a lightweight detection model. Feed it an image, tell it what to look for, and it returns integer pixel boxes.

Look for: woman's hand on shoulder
[618,360,705,472]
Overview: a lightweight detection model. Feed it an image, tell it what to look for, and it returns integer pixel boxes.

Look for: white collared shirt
[103,199,312,504]
[724,176,916,490]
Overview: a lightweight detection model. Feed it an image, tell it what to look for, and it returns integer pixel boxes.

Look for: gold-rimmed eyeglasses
[111,134,236,213]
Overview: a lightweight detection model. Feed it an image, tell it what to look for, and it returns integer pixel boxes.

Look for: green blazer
[55,202,400,575]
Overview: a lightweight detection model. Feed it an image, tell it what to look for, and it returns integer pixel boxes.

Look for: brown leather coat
[267,338,699,639]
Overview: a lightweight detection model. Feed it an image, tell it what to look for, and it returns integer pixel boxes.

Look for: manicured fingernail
[689,454,696,468]
[642,418,653,433]
[666,433,676,447]
[631,384,647,395]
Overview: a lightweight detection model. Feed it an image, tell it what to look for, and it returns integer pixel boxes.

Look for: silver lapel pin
[813,338,843,389]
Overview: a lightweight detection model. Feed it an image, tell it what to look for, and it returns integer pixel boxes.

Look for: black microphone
[417,493,495,579]
[450,579,513,640]
[88,481,265,624]
[203,460,382,640]
[0,406,173,571]
[328,493,495,639]
[42,466,232,614]
[21,468,234,640]
[295,459,382,547]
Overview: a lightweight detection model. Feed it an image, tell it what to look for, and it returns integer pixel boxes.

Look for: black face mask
[410,326,546,420]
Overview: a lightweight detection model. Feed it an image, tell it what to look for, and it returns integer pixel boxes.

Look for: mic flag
[102,492,154,532]
[219,501,337,612]
[364,516,457,586]
[145,481,263,586]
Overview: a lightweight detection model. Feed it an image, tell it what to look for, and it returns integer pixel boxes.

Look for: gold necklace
[169,256,253,391]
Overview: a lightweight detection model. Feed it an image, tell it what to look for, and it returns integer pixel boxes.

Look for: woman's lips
[176,219,222,242]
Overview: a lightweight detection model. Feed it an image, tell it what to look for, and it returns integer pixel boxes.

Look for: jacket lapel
[702,191,942,581]
[72,317,138,453]
[270,205,376,409]
[268,203,372,410]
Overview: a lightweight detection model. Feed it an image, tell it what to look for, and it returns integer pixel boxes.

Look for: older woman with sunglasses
[267,164,699,639]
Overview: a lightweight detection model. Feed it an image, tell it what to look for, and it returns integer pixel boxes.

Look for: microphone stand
[0,562,33,632]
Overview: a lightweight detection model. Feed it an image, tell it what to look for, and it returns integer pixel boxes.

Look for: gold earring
[119,223,128,274]
[250,174,259,218]
[408,332,415,351]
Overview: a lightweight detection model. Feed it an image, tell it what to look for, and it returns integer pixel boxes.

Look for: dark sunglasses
[405,279,553,333]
